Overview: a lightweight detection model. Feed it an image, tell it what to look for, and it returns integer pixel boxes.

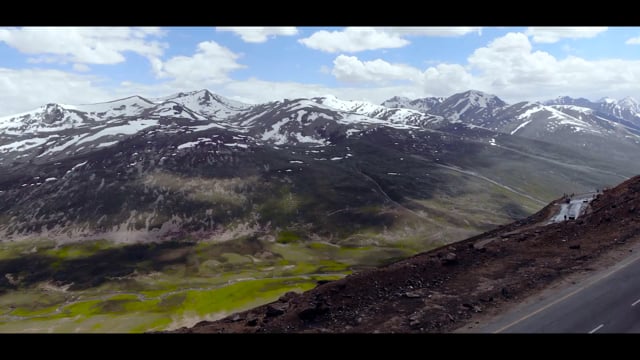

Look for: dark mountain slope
[174,175,640,333]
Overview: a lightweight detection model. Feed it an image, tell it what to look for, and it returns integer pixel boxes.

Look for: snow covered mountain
[490,101,640,163]
[545,95,640,129]
[381,90,640,157]
[151,89,250,121]
[544,96,594,108]
[0,92,255,167]
[381,96,444,113]
[0,96,154,136]
[596,96,640,127]
[5,89,640,170]
[430,90,507,124]
[227,96,444,146]
[0,91,453,166]
[382,90,510,127]
[3,88,640,248]
[311,95,443,128]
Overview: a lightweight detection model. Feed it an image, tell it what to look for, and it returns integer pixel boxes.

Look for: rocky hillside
[173,174,640,333]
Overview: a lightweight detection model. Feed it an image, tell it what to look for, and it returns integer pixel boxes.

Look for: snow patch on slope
[73,96,155,119]
[547,107,599,133]
[76,120,158,145]
[551,105,593,114]
[0,136,55,153]
[510,120,533,135]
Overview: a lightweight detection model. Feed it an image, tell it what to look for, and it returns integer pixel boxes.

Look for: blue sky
[1,26,640,116]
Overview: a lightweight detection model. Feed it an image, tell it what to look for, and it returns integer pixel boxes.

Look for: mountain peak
[546,96,574,104]
[315,94,339,101]
[385,95,411,103]
[460,89,495,98]
[160,89,220,103]
[448,89,507,108]
[171,89,210,97]
[152,89,250,117]
[381,96,443,113]
[619,96,639,108]
[543,96,594,108]
[597,97,617,104]
[462,89,489,96]
[313,95,379,112]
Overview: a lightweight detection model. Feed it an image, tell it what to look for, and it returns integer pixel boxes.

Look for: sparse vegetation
[0,236,403,332]
[276,230,301,244]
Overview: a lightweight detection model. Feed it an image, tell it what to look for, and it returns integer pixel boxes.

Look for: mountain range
[1,88,640,331]
[2,89,639,243]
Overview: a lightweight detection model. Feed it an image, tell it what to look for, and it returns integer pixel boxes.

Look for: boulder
[441,252,458,265]
[266,303,288,317]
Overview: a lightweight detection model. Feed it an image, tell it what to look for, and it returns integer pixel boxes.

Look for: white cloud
[111,41,247,101]
[6,29,640,117]
[72,63,91,72]
[327,32,640,103]
[220,78,425,105]
[299,27,409,53]
[26,56,62,64]
[0,27,167,65]
[525,27,607,43]
[112,76,428,107]
[216,27,298,43]
[154,41,245,86]
[421,63,475,95]
[466,32,640,102]
[331,55,421,83]
[626,36,640,45]
[0,68,112,115]
[329,54,474,97]
[383,27,482,37]
[299,27,482,53]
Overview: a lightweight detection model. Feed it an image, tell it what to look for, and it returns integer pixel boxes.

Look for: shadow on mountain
[0,241,196,293]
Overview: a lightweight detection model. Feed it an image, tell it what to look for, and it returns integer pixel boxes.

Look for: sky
[1,26,640,116]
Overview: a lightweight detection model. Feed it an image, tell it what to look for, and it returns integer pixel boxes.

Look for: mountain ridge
[2,87,638,245]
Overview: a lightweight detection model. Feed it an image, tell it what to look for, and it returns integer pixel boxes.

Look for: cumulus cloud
[112,76,428,107]
[525,27,607,43]
[0,27,167,65]
[299,27,482,53]
[466,32,640,101]
[72,63,91,72]
[626,36,640,45]
[154,41,245,86]
[331,55,421,83]
[216,27,298,43]
[220,78,425,105]
[328,54,475,98]
[330,55,470,96]
[299,27,410,53]
[5,29,640,116]
[383,27,482,37]
[0,39,247,116]
[324,32,640,103]
[205,32,640,104]
[0,68,112,115]
[467,32,556,86]
[421,63,475,95]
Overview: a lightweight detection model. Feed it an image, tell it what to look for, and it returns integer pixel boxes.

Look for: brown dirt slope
[170,175,640,333]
